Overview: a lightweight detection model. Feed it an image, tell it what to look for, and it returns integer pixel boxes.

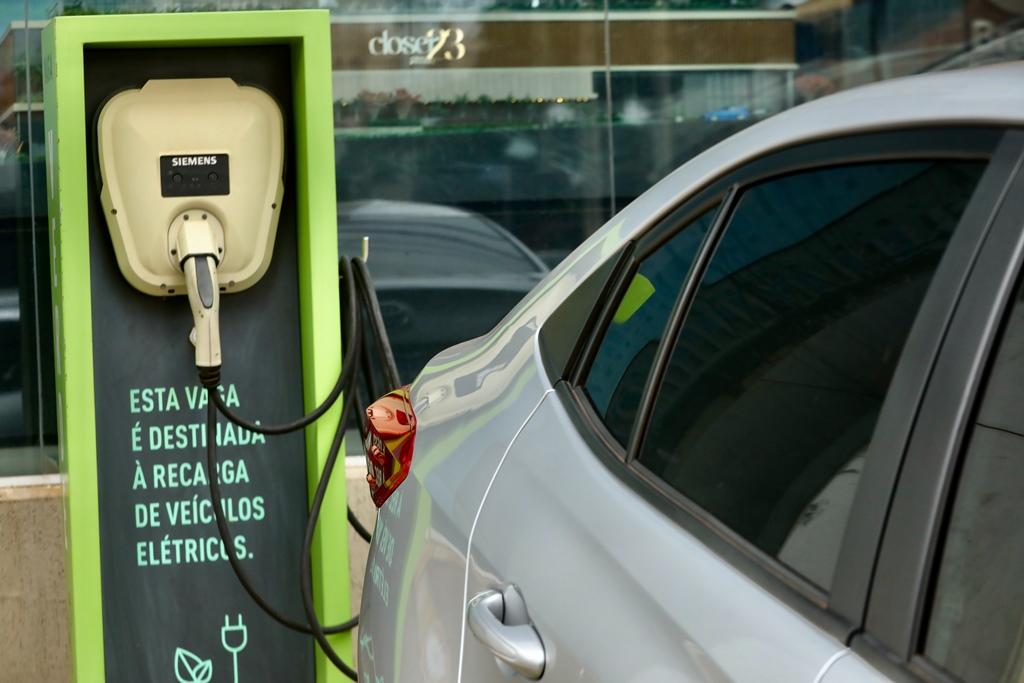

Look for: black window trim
[855,130,1024,682]
[564,240,637,462]
[565,188,730,459]
[626,184,739,462]
[558,126,1017,645]
[567,240,639,392]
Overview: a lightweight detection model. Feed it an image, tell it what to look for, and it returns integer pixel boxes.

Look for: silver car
[359,62,1024,683]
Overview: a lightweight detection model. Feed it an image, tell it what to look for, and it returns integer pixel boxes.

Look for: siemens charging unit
[44,12,354,681]
[96,77,286,371]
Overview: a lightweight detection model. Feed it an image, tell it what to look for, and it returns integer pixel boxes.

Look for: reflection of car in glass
[794,18,1024,103]
[926,23,1024,72]
[338,200,548,383]
[702,105,750,122]
[358,63,1024,683]
[0,289,21,443]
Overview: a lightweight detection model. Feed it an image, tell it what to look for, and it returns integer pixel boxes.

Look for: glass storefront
[0,15,52,475]
[2,0,1022,473]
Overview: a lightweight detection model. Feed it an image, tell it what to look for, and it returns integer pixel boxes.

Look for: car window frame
[555,126,1019,644]
[852,129,1024,683]
[569,187,728,458]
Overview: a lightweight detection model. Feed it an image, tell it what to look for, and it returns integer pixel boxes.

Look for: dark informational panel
[85,46,315,682]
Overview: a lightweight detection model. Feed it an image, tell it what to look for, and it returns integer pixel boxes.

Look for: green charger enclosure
[42,11,351,682]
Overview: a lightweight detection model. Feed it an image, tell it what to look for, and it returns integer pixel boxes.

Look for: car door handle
[467,586,546,679]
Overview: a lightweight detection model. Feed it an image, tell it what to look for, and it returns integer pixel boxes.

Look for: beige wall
[0,478,70,683]
[346,460,377,620]
[0,465,376,683]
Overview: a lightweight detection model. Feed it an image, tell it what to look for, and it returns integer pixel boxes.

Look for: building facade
[0,0,1022,476]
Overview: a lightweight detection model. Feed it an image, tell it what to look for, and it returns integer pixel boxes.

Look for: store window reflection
[0,19,55,476]
[331,13,614,272]
[328,1,1024,386]
[332,10,613,387]
[0,0,1022,474]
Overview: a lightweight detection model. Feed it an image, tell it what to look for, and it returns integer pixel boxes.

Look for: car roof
[925,24,1024,73]
[513,62,1024,331]
[581,62,1024,256]
[419,62,1024,386]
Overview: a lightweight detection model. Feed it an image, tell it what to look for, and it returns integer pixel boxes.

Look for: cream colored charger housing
[97,77,285,297]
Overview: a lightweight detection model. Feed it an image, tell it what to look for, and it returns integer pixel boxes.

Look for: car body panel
[461,388,845,683]
[357,321,556,683]
[359,62,1024,683]
[819,651,892,683]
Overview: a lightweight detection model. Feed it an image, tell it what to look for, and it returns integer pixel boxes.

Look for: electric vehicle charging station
[43,12,353,681]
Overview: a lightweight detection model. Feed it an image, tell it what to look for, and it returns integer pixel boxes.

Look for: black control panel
[159,153,230,197]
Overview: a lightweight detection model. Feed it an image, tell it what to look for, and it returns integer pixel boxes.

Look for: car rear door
[458,128,1021,683]
[822,130,1024,683]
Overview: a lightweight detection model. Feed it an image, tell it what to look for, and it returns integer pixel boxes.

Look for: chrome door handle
[467,586,546,679]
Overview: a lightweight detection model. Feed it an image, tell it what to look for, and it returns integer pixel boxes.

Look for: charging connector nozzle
[174,211,223,379]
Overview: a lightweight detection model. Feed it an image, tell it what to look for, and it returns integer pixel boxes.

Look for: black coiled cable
[202,256,396,680]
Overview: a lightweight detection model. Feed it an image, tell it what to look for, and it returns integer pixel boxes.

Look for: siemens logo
[171,155,218,167]
[160,154,230,197]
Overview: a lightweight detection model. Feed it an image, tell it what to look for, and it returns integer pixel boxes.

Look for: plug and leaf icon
[173,613,249,683]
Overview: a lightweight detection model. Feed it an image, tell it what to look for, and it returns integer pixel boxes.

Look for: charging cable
[202,256,397,680]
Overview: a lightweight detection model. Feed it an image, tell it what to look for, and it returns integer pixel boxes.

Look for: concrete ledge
[346,457,376,619]
[0,480,71,683]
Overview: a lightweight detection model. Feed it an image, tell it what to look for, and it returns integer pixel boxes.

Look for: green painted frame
[42,11,349,682]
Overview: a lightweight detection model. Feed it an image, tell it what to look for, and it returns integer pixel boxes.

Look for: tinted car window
[638,159,987,590]
[584,207,717,445]
[923,279,1024,683]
